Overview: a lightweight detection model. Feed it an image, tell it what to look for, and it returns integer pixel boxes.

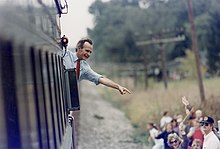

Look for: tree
[206,11,220,75]
[87,0,220,75]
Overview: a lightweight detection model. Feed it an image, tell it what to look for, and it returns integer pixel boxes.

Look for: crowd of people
[147,97,220,149]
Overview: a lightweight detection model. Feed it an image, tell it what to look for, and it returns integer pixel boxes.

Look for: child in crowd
[147,123,164,149]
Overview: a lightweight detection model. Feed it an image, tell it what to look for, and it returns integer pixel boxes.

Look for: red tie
[76,59,80,80]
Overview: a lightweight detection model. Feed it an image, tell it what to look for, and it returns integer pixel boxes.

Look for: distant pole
[143,49,149,89]
[187,0,205,103]
[136,33,185,90]
[160,43,168,89]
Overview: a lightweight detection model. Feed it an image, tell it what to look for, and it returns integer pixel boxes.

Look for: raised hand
[181,96,191,114]
[181,96,189,106]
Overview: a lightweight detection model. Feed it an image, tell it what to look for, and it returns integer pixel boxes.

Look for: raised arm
[181,96,194,125]
[181,96,193,115]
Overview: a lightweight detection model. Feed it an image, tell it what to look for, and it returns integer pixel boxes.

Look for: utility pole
[159,43,168,89]
[187,0,205,103]
[143,50,149,89]
[137,34,185,89]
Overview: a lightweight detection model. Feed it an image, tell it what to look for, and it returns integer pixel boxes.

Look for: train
[0,0,78,148]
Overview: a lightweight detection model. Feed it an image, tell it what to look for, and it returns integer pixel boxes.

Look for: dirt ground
[73,81,149,149]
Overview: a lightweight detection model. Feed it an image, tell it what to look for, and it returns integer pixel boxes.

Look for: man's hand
[99,77,131,95]
[118,85,131,95]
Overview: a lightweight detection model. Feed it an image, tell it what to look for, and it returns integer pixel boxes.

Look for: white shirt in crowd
[160,116,172,128]
[150,128,164,149]
[202,131,220,149]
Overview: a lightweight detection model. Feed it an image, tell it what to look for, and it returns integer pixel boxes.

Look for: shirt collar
[204,131,214,139]
[72,52,79,62]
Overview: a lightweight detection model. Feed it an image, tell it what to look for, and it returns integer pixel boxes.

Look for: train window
[64,69,80,111]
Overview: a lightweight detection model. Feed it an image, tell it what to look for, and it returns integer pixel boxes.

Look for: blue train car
[0,0,76,148]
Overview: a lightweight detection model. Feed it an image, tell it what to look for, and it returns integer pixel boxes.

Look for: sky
[60,0,96,47]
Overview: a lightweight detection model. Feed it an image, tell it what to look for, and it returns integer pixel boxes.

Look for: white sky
[60,0,96,47]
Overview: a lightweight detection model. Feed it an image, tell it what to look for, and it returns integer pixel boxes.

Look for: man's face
[200,122,213,135]
[77,41,93,60]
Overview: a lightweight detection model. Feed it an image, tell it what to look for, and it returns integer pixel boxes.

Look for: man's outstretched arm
[99,77,131,95]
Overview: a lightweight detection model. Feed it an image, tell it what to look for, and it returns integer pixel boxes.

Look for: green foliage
[178,50,197,79]
[88,0,220,74]
[177,50,207,79]
[132,128,149,144]
[206,11,220,74]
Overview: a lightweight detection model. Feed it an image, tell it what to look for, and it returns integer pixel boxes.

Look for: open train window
[64,68,80,111]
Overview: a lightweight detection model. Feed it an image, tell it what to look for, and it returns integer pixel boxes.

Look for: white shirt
[150,128,164,145]
[203,131,220,149]
[160,116,172,128]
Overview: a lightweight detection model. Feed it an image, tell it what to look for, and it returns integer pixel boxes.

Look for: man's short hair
[76,38,93,51]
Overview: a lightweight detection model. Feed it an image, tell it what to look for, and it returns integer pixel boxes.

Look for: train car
[0,0,77,148]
